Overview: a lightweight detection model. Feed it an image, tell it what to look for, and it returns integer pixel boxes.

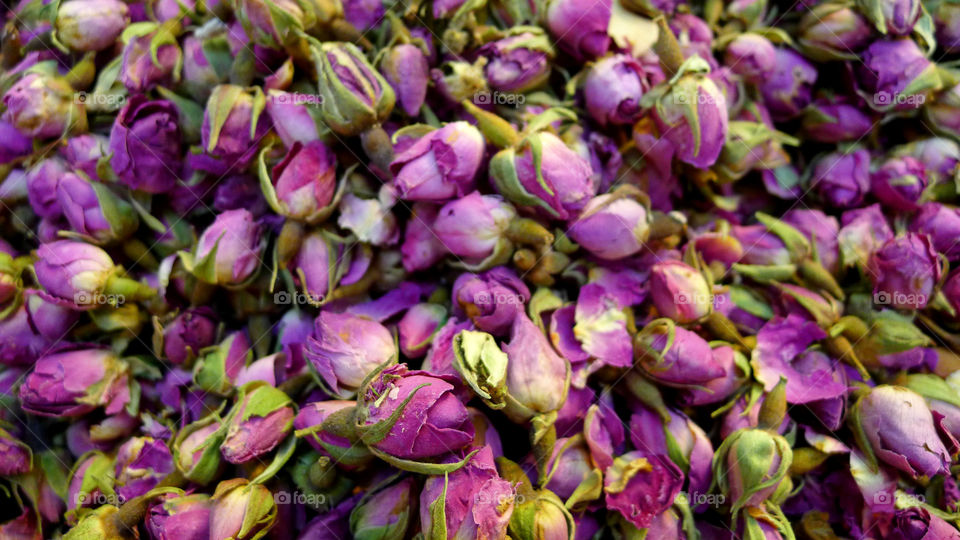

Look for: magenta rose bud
[55,0,129,51]
[781,208,840,274]
[62,134,108,181]
[26,157,69,218]
[146,493,211,540]
[546,0,611,61]
[349,477,418,539]
[264,140,337,222]
[852,385,950,478]
[434,192,516,260]
[649,260,712,323]
[569,191,650,260]
[193,209,263,286]
[201,85,270,167]
[109,96,182,194]
[811,148,871,208]
[478,29,554,93]
[637,324,724,387]
[871,156,928,211]
[758,48,817,121]
[19,348,129,417]
[114,436,175,501]
[451,267,529,335]
[357,364,474,460]
[293,400,365,465]
[305,311,396,398]
[264,90,323,148]
[56,171,138,244]
[584,54,649,126]
[891,507,960,539]
[0,120,32,164]
[730,224,791,266]
[220,383,294,464]
[398,303,448,358]
[502,314,570,423]
[650,62,728,168]
[724,34,776,83]
[859,39,939,112]
[163,307,218,366]
[798,4,873,60]
[0,428,32,476]
[381,44,430,117]
[2,72,87,139]
[868,233,941,309]
[604,451,683,529]
[910,203,960,261]
[390,122,485,201]
[802,97,874,143]
[120,31,182,93]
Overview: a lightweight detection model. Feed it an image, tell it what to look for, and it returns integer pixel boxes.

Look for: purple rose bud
[316,42,396,136]
[399,303,448,358]
[650,260,712,323]
[265,140,337,222]
[651,62,728,168]
[853,385,950,478]
[0,428,32,476]
[55,0,129,51]
[390,122,485,201]
[264,90,324,148]
[180,33,230,102]
[479,29,554,93]
[357,364,474,459]
[192,330,252,395]
[869,0,922,35]
[927,82,960,141]
[34,240,123,307]
[0,120,32,164]
[782,208,840,274]
[193,209,263,286]
[163,307,218,366]
[801,97,874,143]
[891,507,960,540]
[114,436,175,501]
[868,233,941,309]
[584,54,650,126]
[433,192,516,260]
[293,400,366,465]
[871,156,928,211]
[173,417,225,484]
[120,31,182,93]
[350,477,417,538]
[536,437,593,500]
[811,148,871,208]
[604,451,683,529]
[838,203,893,268]
[859,39,939,112]
[490,132,595,219]
[68,451,115,512]
[798,3,873,60]
[936,1,960,53]
[221,383,294,464]
[419,446,514,539]
[56,171,138,244]
[146,493,211,540]
[379,45,429,118]
[2,72,87,139]
[724,34,776,83]
[714,428,792,513]
[451,267,529,335]
[209,479,277,540]
[637,324,724,387]
[401,203,446,272]
[343,0,384,30]
[109,96,182,194]
[202,85,270,167]
[730,224,791,266]
[62,134,108,181]
[19,348,129,417]
[502,314,570,422]
[677,345,748,406]
[758,48,817,121]
[911,203,960,261]
[337,192,399,246]
[235,0,307,49]
[305,311,396,398]
[569,190,650,260]
[26,157,68,218]
[546,0,610,61]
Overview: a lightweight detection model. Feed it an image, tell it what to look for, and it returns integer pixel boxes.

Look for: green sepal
[250,436,297,485]
[755,212,811,261]
[150,19,183,79]
[452,330,508,407]
[368,446,482,475]
[234,381,294,422]
[314,42,395,136]
[904,373,960,409]
[425,474,449,540]
[357,383,430,445]
[258,144,348,224]
[563,467,603,510]
[489,147,563,218]
[172,414,226,485]
[732,263,798,283]
[156,87,204,143]
[204,84,244,153]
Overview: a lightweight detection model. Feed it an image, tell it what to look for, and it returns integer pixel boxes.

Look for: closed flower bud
[221,383,294,464]
[478,28,554,93]
[193,330,252,395]
[892,507,960,539]
[936,1,960,53]
[509,488,574,540]
[489,132,595,220]
[926,82,960,141]
[315,42,395,136]
[713,428,793,514]
[838,204,893,269]
[851,385,950,478]
[163,307,218,366]
[173,417,225,484]
[0,428,32,476]
[114,436,175,501]
[730,223,791,266]
[0,119,32,164]
[36,240,153,307]
[19,348,129,417]
[584,54,650,126]
[868,233,940,309]
[758,48,817,121]
[862,0,921,35]
[236,0,308,49]
[55,0,129,51]
[871,156,928,211]
[801,97,874,143]
[380,44,429,117]
[202,85,269,167]
[62,134,108,181]
[109,96,182,194]
[911,203,960,261]
[305,311,396,398]
[357,364,474,460]
[2,73,87,139]
[569,190,650,260]
[650,260,712,323]
[181,33,231,103]
[210,479,277,540]
[26,158,69,219]
[797,3,873,60]
[502,315,570,423]
[452,267,529,335]
[146,493,212,540]
[858,39,940,112]
[399,303,447,358]
[390,122,485,202]
[120,29,182,93]
[264,89,325,147]
[545,0,611,61]
[434,192,516,260]
[810,148,871,208]
[294,400,371,466]
[261,140,338,223]
[604,451,683,529]
[636,323,724,387]
[781,208,840,274]
[63,505,128,540]
[350,477,417,540]
[724,34,776,83]
[190,209,264,286]
[56,172,138,244]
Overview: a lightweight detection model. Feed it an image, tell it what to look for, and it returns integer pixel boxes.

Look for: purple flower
[55,0,129,51]
[26,157,68,219]
[801,97,874,143]
[502,315,570,422]
[266,140,337,222]
[724,34,776,83]
[358,364,474,459]
[798,4,873,60]
[114,436,175,501]
[451,267,529,336]
[294,400,365,465]
[910,203,960,261]
[859,39,939,112]
[870,156,928,211]
[120,32,181,93]
[343,0,384,30]
[890,507,960,540]
[545,0,611,61]
[305,311,395,397]
[677,345,748,407]
[629,406,714,497]
[381,44,429,117]
[109,97,181,194]
[434,192,516,260]
[853,385,950,478]
[19,348,129,417]
[264,90,323,148]
[568,191,650,260]
[811,148,871,209]
[401,203,446,272]
[399,303,448,358]
[61,134,108,180]
[758,48,817,121]
[0,428,32,476]
[573,283,634,369]
[584,54,649,126]
[838,203,893,268]
[316,42,395,136]
[637,324,724,387]
[604,451,683,529]
[479,30,553,93]
[34,240,120,306]
[350,477,417,538]
[649,260,712,323]
[209,479,277,540]
[730,224,791,266]
[868,233,941,309]
[163,308,218,366]
[782,208,840,274]
[0,120,32,164]
[653,66,728,168]
[146,493,211,540]
[220,383,294,464]
[57,171,138,244]
[201,85,270,167]
[193,209,263,286]
[2,73,86,139]
[390,122,485,201]
[539,437,593,500]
